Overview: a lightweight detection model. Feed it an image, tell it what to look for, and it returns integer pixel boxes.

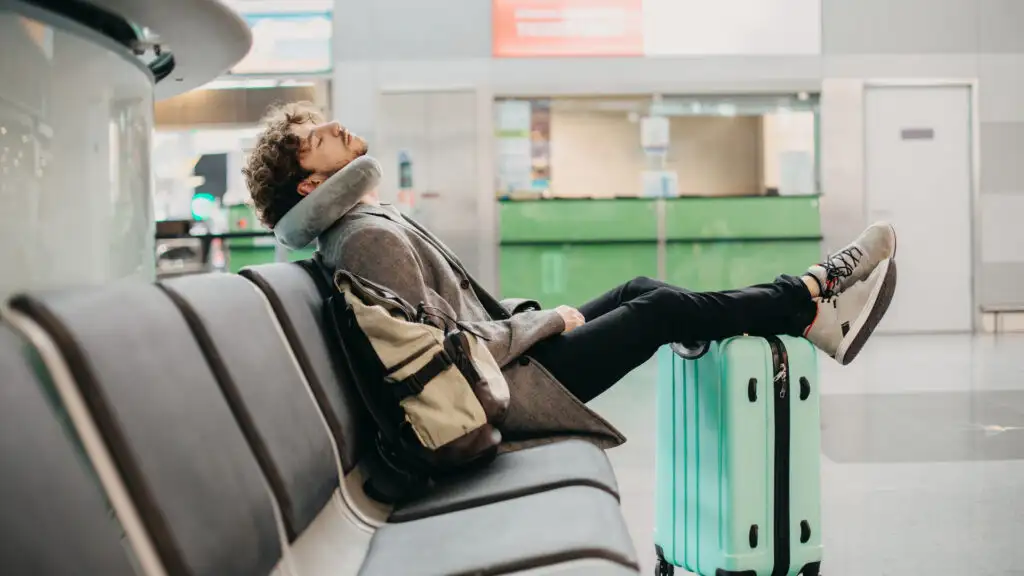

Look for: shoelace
[820,246,863,301]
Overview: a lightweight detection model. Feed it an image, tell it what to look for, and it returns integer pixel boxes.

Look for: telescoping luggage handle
[669,341,710,360]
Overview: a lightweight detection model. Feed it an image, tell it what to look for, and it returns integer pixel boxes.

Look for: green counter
[224,204,316,273]
[499,196,822,307]
[222,243,317,273]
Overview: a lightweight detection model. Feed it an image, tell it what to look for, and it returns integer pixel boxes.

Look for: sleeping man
[242,102,897,450]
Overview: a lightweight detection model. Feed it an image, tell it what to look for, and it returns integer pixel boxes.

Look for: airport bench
[0,262,639,576]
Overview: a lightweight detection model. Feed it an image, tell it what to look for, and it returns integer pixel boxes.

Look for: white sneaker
[805,257,897,365]
[806,222,897,300]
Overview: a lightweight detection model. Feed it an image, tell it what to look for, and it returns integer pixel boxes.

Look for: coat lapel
[400,217,510,320]
[348,205,510,319]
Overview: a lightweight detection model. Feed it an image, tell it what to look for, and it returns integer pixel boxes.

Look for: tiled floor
[590,334,1024,575]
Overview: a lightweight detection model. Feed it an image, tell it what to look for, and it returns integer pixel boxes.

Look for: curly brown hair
[242,101,325,228]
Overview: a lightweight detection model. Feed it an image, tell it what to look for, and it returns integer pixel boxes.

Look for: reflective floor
[592,334,1024,575]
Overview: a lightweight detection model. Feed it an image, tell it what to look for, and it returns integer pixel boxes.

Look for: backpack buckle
[385,374,424,399]
[386,350,452,400]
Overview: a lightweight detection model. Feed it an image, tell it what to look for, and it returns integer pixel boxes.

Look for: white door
[420,91,481,278]
[376,90,482,278]
[864,85,973,333]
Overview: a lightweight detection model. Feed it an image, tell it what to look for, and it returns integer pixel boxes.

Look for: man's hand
[555,306,586,333]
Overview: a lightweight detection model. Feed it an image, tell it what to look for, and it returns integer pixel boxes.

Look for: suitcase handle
[670,341,710,360]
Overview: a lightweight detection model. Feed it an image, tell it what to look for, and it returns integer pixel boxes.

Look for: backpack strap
[295,254,433,504]
[385,349,452,400]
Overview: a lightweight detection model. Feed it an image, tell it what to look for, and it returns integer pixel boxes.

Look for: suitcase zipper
[765,336,791,576]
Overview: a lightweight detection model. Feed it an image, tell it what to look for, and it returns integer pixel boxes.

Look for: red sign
[493,0,644,57]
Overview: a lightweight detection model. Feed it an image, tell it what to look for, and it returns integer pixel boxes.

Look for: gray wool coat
[274,156,625,452]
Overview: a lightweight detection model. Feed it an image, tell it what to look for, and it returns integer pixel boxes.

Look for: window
[495,93,820,198]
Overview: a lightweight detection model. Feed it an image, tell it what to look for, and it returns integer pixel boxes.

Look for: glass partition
[494,93,820,199]
[0,6,155,300]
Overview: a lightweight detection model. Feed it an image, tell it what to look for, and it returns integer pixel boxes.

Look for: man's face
[292,120,368,193]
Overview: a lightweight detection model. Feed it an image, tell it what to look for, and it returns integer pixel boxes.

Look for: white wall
[821,0,1024,313]
[641,0,820,56]
[331,0,1024,315]
[816,80,866,260]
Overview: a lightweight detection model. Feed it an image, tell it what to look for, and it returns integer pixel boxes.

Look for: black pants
[527,275,817,403]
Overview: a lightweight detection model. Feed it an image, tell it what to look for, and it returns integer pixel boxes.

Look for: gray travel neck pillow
[273,155,383,250]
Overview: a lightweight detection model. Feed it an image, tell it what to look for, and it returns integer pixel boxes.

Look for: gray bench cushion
[361,486,638,576]
[0,324,137,575]
[511,561,640,575]
[391,439,619,522]
[162,273,339,540]
[11,286,283,576]
[245,262,624,519]
[241,262,372,471]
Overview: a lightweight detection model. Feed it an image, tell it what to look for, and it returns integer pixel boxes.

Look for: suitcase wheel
[801,562,822,576]
[654,546,674,575]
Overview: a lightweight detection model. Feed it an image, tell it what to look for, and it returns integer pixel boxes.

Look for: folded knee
[627,276,662,293]
[647,286,679,304]
[623,286,680,312]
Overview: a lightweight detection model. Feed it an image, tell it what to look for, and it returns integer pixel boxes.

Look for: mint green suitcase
[654,336,823,576]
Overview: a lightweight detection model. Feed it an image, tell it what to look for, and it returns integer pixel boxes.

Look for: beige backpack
[326,270,510,498]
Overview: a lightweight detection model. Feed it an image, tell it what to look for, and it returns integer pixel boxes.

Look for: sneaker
[805,222,897,300]
[805,258,898,365]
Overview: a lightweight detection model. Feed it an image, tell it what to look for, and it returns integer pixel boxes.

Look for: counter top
[84,0,251,99]
[499,195,822,244]
[497,194,822,203]
[156,231,273,240]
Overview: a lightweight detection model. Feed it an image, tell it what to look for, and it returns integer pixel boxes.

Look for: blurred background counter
[499,195,821,307]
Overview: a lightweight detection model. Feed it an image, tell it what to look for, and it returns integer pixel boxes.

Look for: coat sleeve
[338,225,566,368]
[498,298,542,315]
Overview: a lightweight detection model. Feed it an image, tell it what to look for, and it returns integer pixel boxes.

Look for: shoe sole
[835,257,898,365]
